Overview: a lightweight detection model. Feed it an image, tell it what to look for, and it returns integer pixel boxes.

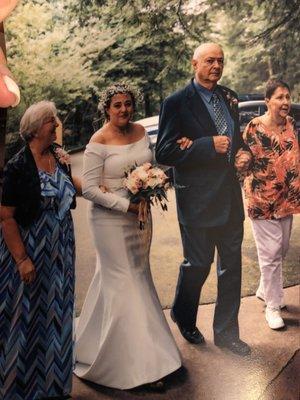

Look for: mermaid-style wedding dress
[74,134,181,389]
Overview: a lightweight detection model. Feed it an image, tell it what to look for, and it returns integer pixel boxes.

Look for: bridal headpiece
[98,82,143,120]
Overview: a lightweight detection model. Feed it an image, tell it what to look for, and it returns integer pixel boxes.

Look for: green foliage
[5,0,113,133]
[208,0,300,99]
[4,0,299,146]
[75,0,206,116]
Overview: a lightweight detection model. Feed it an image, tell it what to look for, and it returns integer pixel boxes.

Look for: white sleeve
[82,145,130,213]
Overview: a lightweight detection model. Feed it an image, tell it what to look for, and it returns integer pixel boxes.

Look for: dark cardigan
[1,143,76,228]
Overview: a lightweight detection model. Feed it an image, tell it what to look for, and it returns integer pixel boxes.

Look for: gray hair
[98,83,142,121]
[192,43,224,61]
[20,100,57,142]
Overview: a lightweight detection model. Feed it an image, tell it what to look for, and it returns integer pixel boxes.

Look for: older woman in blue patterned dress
[0,101,81,400]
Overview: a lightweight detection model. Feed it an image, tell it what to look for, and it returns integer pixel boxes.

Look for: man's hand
[213,136,231,154]
[177,137,193,150]
[235,149,252,172]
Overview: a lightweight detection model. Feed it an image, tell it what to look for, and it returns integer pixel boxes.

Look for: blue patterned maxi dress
[0,166,76,400]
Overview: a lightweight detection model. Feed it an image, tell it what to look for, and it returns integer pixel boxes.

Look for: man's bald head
[193,43,224,61]
[192,43,224,90]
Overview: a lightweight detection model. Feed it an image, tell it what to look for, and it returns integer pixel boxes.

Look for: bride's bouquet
[123,162,170,228]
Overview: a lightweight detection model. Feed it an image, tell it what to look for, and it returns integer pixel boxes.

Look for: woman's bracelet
[16,254,29,266]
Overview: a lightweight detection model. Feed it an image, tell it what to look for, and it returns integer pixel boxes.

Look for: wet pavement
[71,285,300,400]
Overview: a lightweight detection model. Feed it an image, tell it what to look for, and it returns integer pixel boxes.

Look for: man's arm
[155,95,217,168]
[234,110,252,172]
[236,124,252,153]
[221,86,252,170]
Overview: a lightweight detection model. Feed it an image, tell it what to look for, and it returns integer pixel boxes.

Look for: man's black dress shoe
[147,380,165,392]
[170,310,205,344]
[214,337,251,357]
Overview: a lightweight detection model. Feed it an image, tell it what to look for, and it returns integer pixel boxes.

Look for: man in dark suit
[156,43,251,356]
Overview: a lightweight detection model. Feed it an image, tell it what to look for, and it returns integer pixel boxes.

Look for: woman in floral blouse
[242,78,300,330]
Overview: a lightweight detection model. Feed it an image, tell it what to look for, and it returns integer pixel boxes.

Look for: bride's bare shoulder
[131,122,146,134]
[89,127,108,144]
[131,122,146,139]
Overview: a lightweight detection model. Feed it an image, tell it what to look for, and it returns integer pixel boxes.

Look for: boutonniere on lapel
[224,90,239,113]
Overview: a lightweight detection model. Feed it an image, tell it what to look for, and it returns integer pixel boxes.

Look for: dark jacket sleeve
[236,116,251,154]
[155,94,217,168]
[1,161,20,207]
[224,86,251,154]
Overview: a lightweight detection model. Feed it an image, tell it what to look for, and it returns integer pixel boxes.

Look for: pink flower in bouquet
[142,162,152,171]
[125,176,142,194]
[124,162,169,195]
[133,165,149,182]
[124,162,170,229]
[144,167,167,189]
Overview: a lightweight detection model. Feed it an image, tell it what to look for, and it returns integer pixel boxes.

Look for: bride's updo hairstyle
[98,83,142,122]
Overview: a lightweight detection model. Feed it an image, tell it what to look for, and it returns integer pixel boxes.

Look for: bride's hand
[99,185,109,193]
[128,200,149,219]
[138,198,149,223]
[128,202,139,214]
[177,137,193,150]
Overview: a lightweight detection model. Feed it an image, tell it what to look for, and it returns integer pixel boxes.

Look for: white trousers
[251,215,293,309]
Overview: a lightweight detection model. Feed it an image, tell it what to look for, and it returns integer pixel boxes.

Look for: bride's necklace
[113,123,131,136]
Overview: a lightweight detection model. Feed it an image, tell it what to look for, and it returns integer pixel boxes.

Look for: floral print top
[243,116,300,220]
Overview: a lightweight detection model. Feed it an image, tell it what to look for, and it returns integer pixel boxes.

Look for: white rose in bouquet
[123,162,170,228]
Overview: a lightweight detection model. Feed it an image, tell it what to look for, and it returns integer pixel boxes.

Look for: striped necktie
[212,92,231,160]
[211,92,228,136]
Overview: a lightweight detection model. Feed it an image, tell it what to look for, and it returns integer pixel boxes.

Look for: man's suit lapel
[217,85,240,162]
[185,81,216,135]
[218,85,238,123]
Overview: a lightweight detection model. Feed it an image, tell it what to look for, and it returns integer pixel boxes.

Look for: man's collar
[193,78,219,103]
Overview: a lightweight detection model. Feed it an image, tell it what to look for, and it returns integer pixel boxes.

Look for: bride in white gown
[74,84,191,390]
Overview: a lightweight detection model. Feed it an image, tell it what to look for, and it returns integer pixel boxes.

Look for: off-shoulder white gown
[74,134,181,389]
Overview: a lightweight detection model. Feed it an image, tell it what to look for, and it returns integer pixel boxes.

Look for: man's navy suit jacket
[156,80,248,228]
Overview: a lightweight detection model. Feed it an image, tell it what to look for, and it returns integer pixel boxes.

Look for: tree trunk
[159,80,164,105]
[144,92,151,117]
[267,56,274,78]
